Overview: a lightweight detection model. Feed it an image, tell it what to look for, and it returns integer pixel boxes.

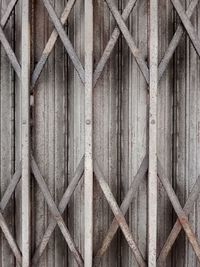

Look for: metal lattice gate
[0,0,200,266]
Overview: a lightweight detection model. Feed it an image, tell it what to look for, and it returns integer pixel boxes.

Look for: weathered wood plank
[0,2,16,265]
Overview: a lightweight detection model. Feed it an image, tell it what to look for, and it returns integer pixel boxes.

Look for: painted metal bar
[148,0,158,265]
[84,0,93,264]
[21,0,31,265]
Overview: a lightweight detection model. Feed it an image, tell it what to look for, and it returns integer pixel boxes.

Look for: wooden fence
[0,0,200,266]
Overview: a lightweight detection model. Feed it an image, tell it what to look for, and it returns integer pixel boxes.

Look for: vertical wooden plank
[148,0,158,265]
[54,0,68,266]
[157,1,173,266]
[93,0,119,264]
[172,0,187,265]
[120,0,148,265]
[67,0,85,264]
[14,0,22,253]
[33,1,47,266]
[0,1,15,266]
[84,0,93,264]
[21,0,30,266]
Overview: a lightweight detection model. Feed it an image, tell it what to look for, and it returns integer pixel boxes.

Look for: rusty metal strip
[31,156,84,266]
[157,161,200,262]
[104,0,149,83]
[42,0,85,83]
[31,0,76,89]
[94,159,146,267]
[171,0,200,57]
[157,173,200,266]
[93,155,148,266]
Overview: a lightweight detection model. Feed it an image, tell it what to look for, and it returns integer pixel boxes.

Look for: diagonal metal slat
[31,156,84,266]
[157,161,200,262]
[42,0,85,84]
[94,159,146,267]
[103,0,149,83]
[0,162,21,211]
[94,0,199,91]
[157,174,200,266]
[31,155,84,266]
[1,0,18,27]
[0,0,21,78]
[93,155,148,266]
[0,212,22,265]
[93,0,138,86]
[31,0,76,89]
[0,163,22,265]
[0,26,21,77]
[159,0,199,79]
[171,0,200,57]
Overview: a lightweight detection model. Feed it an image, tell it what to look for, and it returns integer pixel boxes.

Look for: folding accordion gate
[1,0,200,266]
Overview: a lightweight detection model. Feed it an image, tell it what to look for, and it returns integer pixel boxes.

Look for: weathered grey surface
[0,0,200,266]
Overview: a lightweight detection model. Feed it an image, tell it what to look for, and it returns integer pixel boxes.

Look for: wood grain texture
[0,0,199,266]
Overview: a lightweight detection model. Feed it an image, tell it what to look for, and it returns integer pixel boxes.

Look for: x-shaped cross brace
[29,0,200,265]
[91,0,200,265]
[1,0,200,265]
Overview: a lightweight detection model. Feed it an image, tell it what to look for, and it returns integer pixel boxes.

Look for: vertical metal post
[84,0,93,264]
[21,0,31,266]
[148,0,158,265]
